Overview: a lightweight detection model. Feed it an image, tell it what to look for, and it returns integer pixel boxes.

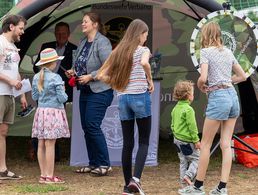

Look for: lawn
[1,136,257,194]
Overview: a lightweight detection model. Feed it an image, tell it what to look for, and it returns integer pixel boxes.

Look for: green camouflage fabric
[191,10,258,76]
[4,0,229,136]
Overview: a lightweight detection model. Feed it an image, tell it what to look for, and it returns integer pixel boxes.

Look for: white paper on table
[12,79,32,97]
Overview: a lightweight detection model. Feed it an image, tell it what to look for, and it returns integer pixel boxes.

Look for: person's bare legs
[45,139,56,177]
[220,118,237,182]
[0,124,9,172]
[37,139,46,177]
[196,118,221,181]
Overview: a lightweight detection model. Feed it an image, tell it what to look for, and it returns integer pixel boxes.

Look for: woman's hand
[65,69,75,78]
[77,74,93,85]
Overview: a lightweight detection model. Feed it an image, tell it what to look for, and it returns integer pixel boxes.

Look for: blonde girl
[181,22,246,195]
[32,48,70,184]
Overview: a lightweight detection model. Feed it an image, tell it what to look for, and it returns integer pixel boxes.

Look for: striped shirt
[117,46,150,95]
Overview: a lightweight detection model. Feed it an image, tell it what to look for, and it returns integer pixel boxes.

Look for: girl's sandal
[45,176,65,184]
[38,176,46,184]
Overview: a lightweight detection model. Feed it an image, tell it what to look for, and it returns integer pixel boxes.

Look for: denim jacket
[74,32,112,93]
[32,68,68,109]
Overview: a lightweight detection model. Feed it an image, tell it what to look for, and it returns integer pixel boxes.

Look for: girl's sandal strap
[38,176,46,184]
[45,176,65,184]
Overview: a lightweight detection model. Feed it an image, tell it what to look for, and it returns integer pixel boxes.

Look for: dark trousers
[79,86,113,167]
[121,116,151,185]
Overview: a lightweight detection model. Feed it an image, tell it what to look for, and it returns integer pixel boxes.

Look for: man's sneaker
[0,170,22,180]
[18,105,35,117]
[122,186,133,195]
[209,186,227,195]
[127,178,145,195]
[178,185,205,195]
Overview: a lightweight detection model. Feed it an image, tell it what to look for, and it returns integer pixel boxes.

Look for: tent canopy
[2,0,222,60]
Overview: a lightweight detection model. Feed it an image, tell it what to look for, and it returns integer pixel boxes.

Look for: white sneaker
[209,187,227,195]
[178,185,205,195]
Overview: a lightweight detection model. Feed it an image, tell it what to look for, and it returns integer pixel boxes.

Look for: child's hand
[199,84,208,93]
[195,141,201,149]
[65,69,75,78]
[148,79,154,93]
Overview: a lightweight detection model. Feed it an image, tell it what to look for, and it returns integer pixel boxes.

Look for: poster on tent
[70,1,160,166]
[70,82,160,166]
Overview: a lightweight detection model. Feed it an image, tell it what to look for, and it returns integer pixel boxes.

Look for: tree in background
[247,11,258,22]
[229,0,257,10]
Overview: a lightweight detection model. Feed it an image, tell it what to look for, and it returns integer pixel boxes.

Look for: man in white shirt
[0,14,27,180]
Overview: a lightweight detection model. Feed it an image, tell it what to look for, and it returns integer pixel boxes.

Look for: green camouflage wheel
[190,9,258,77]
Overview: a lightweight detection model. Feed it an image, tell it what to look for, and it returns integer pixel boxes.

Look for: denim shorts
[118,91,151,120]
[206,87,240,120]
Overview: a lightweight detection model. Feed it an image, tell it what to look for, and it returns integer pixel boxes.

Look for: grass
[14,184,68,193]
[2,136,258,194]
[236,173,249,179]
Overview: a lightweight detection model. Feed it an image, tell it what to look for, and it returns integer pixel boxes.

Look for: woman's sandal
[38,176,46,184]
[90,166,112,176]
[45,176,65,184]
[75,165,95,173]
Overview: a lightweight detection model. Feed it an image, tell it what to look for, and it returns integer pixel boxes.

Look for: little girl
[31,48,70,184]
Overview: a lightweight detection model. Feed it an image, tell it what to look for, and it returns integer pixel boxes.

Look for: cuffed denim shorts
[206,87,240,120]
[118,91,151,121]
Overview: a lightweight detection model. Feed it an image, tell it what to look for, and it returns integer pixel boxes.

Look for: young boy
[171,80,201,194]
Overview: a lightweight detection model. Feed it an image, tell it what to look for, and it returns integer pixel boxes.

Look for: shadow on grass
[6,135,223,165]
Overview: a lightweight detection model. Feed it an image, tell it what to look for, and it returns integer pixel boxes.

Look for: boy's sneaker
[209,186,227,195]
[122,186,133,195]
[178,185,205,195]
[128,178,145,195]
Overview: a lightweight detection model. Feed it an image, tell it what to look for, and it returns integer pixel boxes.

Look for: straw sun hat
[35,48,64,66]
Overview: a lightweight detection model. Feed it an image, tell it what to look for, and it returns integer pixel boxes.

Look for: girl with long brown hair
[98,19,154,195]
[181,22,246,195]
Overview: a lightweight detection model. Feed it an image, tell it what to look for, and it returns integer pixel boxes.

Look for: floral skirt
[32,107,70,139]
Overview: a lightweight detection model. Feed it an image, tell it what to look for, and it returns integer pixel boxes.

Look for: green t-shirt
[171,100,200,143]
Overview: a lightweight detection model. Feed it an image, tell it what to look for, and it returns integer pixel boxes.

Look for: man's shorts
[0,95,15,124]
[206,87,240,120]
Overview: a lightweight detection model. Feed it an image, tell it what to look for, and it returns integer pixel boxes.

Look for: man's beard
[12,34,20,43]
